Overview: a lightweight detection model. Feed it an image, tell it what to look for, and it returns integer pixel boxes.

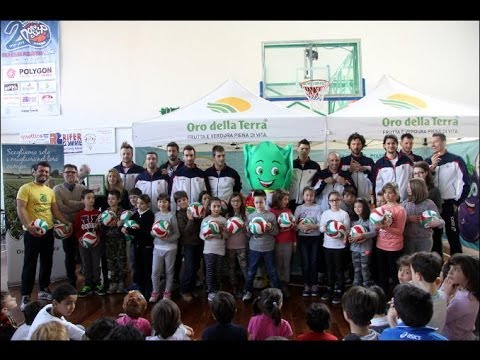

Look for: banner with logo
[1,144,66,285]
[1,20,60,117]
[19,127,116,154]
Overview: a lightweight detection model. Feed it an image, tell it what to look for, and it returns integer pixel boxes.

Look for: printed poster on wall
[2,144,66,285]
[82,127,116,154]
[1,20,60,117]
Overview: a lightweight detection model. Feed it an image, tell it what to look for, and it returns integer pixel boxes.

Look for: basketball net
[299,79,330,114]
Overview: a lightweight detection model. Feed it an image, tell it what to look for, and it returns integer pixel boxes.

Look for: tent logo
[207,97,251,113]
[380,93,427,110]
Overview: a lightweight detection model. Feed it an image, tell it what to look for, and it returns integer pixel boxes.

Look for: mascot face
[244,141,293,191]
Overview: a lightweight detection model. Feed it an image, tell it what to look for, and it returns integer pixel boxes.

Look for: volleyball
[31,219,48,235]
[369,207,386,225]
[100,210,117,226]
[188,202,204,218]
[277,212,295,228]
[226,216,245,234]
[326,220,347,239]
[53,220,70,240]
[299,217,315,225]
[123,219,140,229]
[151,220,171,238]
[349,224,367,237]
[81,231,97,248]
[120,210,133,222]
[420,210,440,228]
[249,217,267,235]
[201,220,221,237]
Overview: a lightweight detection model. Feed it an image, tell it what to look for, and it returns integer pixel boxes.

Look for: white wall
[2,21,478,172]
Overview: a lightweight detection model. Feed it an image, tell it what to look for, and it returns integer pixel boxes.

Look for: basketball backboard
[261,39,363,101]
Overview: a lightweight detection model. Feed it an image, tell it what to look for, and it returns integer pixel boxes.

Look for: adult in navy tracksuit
[289,139,321,213]
[159,141,184,179]
[135,152,171,212]
[312,152,356,212]
[170,145,211,212]
[340,133,375,204]
[373,135,413,203]
[113,141,145,192]
[399,133,423,163]
[205,145,242,209]
[426,133,470,255]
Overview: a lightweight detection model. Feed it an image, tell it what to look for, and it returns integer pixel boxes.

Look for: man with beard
[170,145,210,212]
[113,141,145,192]
[160,142,184,179]
[17,161,72,310]
[135,151,170,212]
[373,135,413,202]
[340,133,375,204]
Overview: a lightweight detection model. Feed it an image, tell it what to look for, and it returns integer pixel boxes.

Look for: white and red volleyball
[100,210,117,226]
[123,219,140,229]
[31,219,48,235]
[53,220,70,240]
[249,217,267,235]
[369,207,386,225]
[151,220,171,238]
[188,202,205,218]
[201,220,221,237]
[277,212,295,228]
[299,217,315,225]
[326,220,347,239]
[120,210,133,222]
[81,231,97,248]
[226,216,245,234]
[420,210,439,228]
[349,224,367,237]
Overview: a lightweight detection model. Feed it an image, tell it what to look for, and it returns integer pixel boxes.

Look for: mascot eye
[256,166,263,175]
[470,183,478,197]
[271,167,279,176]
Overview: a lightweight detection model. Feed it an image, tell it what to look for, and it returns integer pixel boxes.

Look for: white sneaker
[207,292,216,302]
[20,295,30,311]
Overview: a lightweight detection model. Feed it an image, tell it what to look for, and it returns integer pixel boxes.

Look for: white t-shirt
[27,304,84,340]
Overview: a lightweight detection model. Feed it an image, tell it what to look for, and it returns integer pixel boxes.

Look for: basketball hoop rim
[299,79,330,90]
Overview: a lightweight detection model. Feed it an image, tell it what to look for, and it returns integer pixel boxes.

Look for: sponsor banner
[82,127,116,154]
[49,131,83,154]
[1,20,60,116]
[19,128,115,154]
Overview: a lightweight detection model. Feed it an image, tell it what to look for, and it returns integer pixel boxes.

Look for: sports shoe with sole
[302,285,311,297]
[332,291,343,305]
[79,285,93,297]
[94,284,106,296]
[20,295,30,311]
[311,285,320,297]
[38,289,52,301]
[207,292,216,302]
[149,292,160,303]
[321,288,333,301]
[163,291,171,300]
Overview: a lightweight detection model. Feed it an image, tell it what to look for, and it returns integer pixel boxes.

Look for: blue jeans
[244,249,280,292]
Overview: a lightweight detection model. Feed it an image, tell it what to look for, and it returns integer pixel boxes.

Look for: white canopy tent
[326,74,479,141]
[132,79,325,148]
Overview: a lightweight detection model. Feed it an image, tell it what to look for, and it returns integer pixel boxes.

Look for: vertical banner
[1,20,60,117]
[1,144,65,285]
